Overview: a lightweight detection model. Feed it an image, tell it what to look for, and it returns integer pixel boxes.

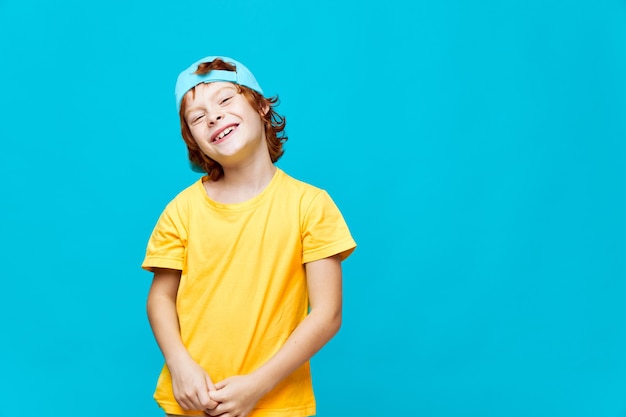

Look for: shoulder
[277,169,324,197]
[162,177,206,214]
[276,170,340,213]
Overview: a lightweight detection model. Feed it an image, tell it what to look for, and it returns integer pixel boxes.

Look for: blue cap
[175,56,263,112]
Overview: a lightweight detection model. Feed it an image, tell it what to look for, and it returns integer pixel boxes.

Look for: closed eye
[220,96,233,105]
[190,114,205,124]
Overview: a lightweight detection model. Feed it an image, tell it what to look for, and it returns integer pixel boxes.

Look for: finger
[204,404,223,416]
[204,396,219,410]
[214,379,228,390]
[197,389,217,411]
[209,388,227,403]
[205,374,218,391]
[174,394,193,411]
[188,397,203,411]
[206,390,219,409]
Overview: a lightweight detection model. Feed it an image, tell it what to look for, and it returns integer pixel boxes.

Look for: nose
[207,112,224,125]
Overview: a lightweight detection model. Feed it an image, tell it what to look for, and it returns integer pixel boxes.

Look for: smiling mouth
[213,125,237,143]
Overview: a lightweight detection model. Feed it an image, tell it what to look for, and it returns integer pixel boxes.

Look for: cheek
[189,125,206,141]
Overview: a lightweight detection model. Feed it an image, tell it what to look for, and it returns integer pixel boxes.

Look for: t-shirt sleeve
[301,190,356,264]
[142,200,187,272]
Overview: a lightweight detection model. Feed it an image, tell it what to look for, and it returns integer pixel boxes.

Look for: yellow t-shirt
[142,169,356,417]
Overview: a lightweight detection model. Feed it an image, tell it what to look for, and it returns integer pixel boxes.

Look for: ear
[260,102,270,116]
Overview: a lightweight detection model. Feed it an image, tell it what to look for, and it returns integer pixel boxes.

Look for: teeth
[216,126,234,140]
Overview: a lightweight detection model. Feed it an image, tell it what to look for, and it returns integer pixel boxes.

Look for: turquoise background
[1,0,625,415]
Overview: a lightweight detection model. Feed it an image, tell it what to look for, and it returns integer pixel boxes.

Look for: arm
[147,267,218,412]
[207,254,343,417]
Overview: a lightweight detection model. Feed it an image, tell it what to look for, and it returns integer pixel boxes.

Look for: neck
[221,156,277,191]
[204,156,277,204]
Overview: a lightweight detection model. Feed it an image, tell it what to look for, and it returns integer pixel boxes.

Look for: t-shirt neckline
[197,168,283,211]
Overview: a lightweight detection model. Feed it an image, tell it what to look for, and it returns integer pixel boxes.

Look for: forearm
[251,306,341,394]
[147,291,192,367]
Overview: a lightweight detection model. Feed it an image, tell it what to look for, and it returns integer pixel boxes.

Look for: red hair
[178,58,287,180]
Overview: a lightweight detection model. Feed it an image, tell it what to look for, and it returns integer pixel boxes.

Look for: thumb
[214,378,230,390]
[209,387,227,402]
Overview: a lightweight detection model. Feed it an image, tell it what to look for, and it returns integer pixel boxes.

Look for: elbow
[146,295,157,325]
[311,307,342,339]
[329,310,342,337]
[333,318,342,337]
[146,291,159,317]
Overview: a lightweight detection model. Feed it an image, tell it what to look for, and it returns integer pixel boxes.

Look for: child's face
[183,82,267,166]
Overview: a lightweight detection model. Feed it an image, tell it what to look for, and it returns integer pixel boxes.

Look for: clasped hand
[204,375,266,417]
[170,359,265,417]
[170,359,219,412]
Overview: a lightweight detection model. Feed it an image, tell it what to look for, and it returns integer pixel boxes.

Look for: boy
[142,56,356,417]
